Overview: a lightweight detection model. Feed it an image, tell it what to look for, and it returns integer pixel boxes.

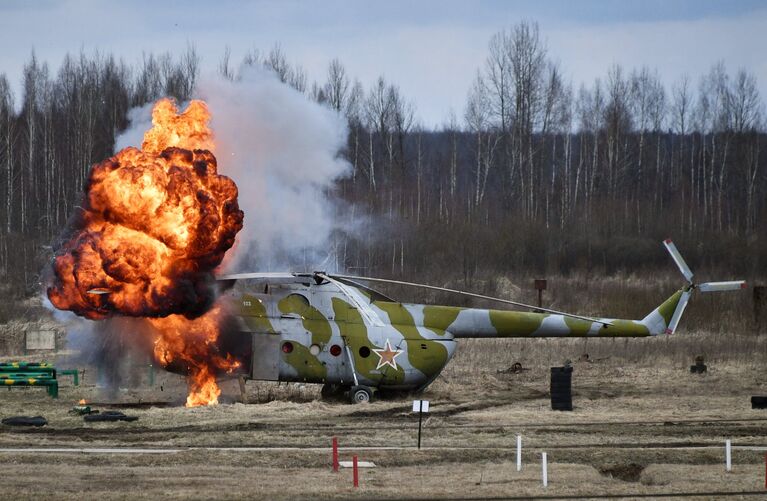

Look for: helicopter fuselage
[218,273,673,393]
[222,276,458,391]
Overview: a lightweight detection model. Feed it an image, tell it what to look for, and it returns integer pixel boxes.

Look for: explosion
[150,305,240,407]
[47,98,244,406]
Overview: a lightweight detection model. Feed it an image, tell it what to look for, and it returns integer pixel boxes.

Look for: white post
[516,435,522,471]
[541,452,548,487]
[725,439,732,472]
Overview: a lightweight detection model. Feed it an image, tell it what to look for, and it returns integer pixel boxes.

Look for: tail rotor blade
[663,239,694,283]
[698,281,747,293]
[665,290,691,335]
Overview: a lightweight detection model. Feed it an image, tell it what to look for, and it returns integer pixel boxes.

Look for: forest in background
[0,22,765,318]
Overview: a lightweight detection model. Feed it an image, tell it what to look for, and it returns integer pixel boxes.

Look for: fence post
[726,439,732,472]
[353,455,359,488]
[541,452,548,487]
[332,437,339,473]
[516,435,522,471]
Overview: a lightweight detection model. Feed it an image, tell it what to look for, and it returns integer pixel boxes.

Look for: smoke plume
[116,67,351,272]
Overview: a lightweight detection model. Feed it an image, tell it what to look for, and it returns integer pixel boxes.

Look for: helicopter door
[251,333,280,380]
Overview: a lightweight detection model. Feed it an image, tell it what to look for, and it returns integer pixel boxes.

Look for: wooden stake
[332,437,339,473]
[237,376,248,404]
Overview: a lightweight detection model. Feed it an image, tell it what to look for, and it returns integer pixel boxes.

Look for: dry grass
[450,331,767,373]
[0,345,766,499]
[0,275,765,499]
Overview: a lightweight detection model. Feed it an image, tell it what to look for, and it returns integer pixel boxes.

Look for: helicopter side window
[280,293,311,319]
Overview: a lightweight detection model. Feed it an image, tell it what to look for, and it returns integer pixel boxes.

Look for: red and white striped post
[332,437,339,472]
[352,455,359,488]
[764,453,766,490]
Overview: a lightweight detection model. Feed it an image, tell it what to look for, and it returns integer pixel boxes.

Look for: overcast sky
[1,0,766,127]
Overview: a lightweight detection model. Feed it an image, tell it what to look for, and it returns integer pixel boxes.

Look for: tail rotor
[663,239,694,284]
[698,281,748,293]
[661,239,746,335]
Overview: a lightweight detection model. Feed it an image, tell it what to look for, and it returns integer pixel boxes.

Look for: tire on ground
[349,385,373,404]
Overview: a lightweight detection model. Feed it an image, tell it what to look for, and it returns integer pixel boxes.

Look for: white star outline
[372,339,403,370]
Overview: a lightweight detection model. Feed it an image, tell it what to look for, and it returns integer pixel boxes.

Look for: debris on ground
[497,362,529,374]
[69,405,98,415]
[83,410,138,423]
[578,353,610,363]
[2,416,48,427]
[690,355,707,374]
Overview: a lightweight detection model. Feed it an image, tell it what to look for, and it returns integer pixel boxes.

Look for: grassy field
[0,328,765,499]
[0,273,764,499]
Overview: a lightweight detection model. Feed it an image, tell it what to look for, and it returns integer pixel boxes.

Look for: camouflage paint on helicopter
[216,241,744,402]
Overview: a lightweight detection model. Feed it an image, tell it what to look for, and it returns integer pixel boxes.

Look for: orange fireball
[47,98,242,319]
[47,98,244,406]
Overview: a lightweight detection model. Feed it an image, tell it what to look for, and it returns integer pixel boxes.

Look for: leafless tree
[325,59,349,113]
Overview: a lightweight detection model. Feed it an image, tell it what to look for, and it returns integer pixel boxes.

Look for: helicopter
[215,240,745,403]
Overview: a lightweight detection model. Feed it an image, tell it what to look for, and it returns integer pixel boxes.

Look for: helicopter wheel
[349,385,373,404]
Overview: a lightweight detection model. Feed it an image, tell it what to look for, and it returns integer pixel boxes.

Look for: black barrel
[550,366,573,411]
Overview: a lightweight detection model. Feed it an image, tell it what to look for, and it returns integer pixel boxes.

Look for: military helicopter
[216,240,745,403]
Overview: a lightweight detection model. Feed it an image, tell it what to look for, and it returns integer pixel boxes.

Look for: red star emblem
[372,339,403,370]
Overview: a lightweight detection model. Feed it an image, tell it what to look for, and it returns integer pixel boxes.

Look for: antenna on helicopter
[662,239,746,334]
[327,273,614,326]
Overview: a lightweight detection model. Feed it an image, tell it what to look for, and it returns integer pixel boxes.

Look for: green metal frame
[0,362,59,398]
[60,369,80,386]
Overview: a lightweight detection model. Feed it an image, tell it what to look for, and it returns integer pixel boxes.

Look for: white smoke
[115,67,352,273]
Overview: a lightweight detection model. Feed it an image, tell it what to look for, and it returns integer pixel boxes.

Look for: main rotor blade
[665,289,691,335]
[663,239,694,283]
[698,281,747,292]
[329,274,613,326]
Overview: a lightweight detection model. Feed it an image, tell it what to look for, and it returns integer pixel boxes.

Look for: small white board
[339,461,376,468]
[25,330,56,351]
[412,400,430,412]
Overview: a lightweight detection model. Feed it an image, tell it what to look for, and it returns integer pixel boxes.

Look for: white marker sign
[412,400,430,412]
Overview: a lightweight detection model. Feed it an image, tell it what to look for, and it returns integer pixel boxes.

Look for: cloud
[0,1,765,127]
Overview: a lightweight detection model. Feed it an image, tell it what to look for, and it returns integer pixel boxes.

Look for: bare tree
[0,74,15,234]
[671,75,692,135]
[218,46,234,81]
[465,73,495,207]
[484,30,512,132]
[363,77,393,192]
[508,21,547,217]
[325,59,349,113]
[731,69,761,132]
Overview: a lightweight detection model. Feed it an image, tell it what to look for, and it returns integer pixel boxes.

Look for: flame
[47,98,244,406]
[142,99,214,154]
[149,305,240,407]
[47,98,242,319]
[78,399,87,405]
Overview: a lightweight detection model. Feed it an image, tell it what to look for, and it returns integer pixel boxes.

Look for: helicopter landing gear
[349,385,373,404]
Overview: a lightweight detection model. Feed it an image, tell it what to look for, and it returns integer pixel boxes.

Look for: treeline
[0,22,765,302]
